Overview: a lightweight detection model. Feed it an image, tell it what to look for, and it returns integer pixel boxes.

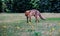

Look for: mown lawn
[0,13,60,36]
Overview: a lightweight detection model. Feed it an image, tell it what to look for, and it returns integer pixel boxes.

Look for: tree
[0,0,2,12]
[0,0,60,13]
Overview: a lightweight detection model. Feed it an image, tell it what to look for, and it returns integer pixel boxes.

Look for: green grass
[0,14,60,36]
[47,18,60,21]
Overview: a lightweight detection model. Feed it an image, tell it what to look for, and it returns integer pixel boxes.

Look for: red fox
[25,9,45,23]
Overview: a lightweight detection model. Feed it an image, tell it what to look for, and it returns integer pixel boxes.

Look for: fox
[25,9,45,23]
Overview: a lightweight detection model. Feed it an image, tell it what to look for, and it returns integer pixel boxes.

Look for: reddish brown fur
[25,9,45,23]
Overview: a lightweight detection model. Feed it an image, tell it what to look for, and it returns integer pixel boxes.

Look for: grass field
[0,13,60,36]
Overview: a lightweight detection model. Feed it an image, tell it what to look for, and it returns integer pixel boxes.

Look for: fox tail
[39,13,45,20]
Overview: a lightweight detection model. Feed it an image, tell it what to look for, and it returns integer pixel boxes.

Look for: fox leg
[35,15,39,23]
[28,15,31,22]
[26,16,31,23]
[26,16,28,23]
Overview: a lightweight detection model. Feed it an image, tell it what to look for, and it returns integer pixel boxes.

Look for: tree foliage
[0,0,2,12]
[0,0,60,13]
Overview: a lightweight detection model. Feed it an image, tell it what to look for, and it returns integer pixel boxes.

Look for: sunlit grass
[0,13,60,36]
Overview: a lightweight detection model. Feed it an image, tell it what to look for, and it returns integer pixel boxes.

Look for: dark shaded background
[0,0,60,13]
